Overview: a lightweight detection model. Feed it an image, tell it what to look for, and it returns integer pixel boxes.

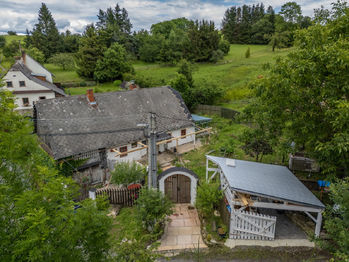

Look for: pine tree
[75,24,105,78]
[30,3,61,59]
[96,4,133,51]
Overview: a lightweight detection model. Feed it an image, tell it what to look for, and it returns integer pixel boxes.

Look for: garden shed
[206,155,325,240]
[158,167,198,205]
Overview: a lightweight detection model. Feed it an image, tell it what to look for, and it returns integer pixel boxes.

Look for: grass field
[65,82,121,95]
[3,34,26,44]
[2,42,291,108]
[134,44,291,110]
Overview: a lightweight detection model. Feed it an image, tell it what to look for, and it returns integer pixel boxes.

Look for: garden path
[158,204,207,251]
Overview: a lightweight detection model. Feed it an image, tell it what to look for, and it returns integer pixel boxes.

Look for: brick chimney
[86,89,97,107]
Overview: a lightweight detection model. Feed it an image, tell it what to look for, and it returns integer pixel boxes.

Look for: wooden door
[165,175,191,203]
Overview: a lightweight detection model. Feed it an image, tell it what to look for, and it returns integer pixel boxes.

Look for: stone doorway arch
[158,167,198,205]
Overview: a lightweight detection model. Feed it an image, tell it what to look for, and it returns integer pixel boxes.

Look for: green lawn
[65,82,121,95]
[44,63,84,83]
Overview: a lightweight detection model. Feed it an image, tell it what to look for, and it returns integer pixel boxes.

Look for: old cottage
[34,86,196,183]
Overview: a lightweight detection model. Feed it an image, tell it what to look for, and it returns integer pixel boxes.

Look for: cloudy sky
[0,0,332,34]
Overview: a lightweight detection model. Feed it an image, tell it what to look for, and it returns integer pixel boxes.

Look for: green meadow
[2,42,291,110]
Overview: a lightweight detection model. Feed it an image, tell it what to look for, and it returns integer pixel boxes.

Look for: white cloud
[0,0,335,34]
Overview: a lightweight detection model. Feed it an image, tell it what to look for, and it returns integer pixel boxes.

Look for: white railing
[230,210,276,240]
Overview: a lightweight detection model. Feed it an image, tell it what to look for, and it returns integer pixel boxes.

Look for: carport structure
[206,155,325,240]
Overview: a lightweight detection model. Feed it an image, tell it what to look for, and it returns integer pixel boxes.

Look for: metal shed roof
[191,114,212,123]
[206,155,324,209]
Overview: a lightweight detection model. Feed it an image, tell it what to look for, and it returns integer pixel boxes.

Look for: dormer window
[6,81,13,88]
[19,81,26,87]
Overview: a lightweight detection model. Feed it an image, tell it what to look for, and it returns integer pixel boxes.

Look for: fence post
[89,188,96,200]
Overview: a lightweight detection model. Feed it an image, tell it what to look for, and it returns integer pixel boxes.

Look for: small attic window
[19,81,26,87]
[120,146,128,158]
[6,81,13,88]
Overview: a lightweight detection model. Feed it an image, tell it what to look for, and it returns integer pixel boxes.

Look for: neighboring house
[34,86,195,184]
[1,52,66,112]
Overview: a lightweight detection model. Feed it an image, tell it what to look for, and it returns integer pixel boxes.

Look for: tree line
[222,2,312,49]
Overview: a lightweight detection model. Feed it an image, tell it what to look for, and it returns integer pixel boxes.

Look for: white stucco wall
[167,127,195,149]
[2,70,55,110]
[107,143,147,170]
[24,54,53,83]
[106,126,196,170]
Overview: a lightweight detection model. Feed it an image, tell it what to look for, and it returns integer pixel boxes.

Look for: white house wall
[3,71,55,109]
[24,55,53,83]
[106,127,195,170]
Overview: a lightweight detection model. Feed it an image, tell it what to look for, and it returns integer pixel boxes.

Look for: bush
[0,35,6,49]
[210,49,224,63]
[113,80,122,87]
[122,73,134,81]
[134,74,156,88]
[218,38,230,55]
[196,182,223,218]
[245,47,251,58]
[322,178,349,261]
[111,162,146,186]
[79,81,87,87]
[136,188,173,233]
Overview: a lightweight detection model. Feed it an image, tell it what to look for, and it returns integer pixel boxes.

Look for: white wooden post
[89,188,96,200]
[206,157,208,181]
[315,212,322,237]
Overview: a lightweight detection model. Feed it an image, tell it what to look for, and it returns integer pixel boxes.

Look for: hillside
[44,44,291,109]
[1,42,291,110]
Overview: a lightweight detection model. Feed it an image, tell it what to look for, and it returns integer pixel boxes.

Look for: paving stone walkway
[158,204,207,251]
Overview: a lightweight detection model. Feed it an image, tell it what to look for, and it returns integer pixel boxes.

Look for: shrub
[218,38,230,55]
[136,188,173,233]
[322,178,349,261]
[79,81,87,87]
[113,80,122,87]
[245,47,251,58]
[122,73,134,81]
[210,49,224,63]
[196,182,223,218]
[134,74,157,88]
[111,162,146,186]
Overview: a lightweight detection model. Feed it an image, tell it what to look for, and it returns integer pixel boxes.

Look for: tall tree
[75,24,105,78]
[186,20,220,62]
[30,3,62,59]
[0,90,112,261]
[94,42,133,82]
[244,8,349,177]
[96,4,133,51]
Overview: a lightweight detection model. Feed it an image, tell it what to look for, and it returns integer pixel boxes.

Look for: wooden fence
[194,104,240,120]
[96,187,140,206]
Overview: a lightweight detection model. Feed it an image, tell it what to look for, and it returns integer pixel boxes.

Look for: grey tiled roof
[206,155,325,209]
[10,62,66,96]
[35,86,194,160]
